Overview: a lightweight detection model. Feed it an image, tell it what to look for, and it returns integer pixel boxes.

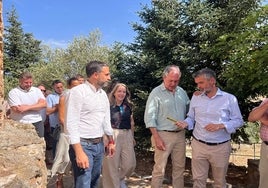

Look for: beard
[20,85,31,91]
[97,80,109,88]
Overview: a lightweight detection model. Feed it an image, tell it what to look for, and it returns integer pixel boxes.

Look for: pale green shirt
[144,83,190,131]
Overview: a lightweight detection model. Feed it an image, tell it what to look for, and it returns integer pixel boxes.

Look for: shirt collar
[17,86,34,93]
[200,87,223,98]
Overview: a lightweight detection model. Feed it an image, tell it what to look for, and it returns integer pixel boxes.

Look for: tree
[130,0,259,95]
[125,0,260,144]
[220,5,268,101]
[30,30,111,89]
[4,6,41,94]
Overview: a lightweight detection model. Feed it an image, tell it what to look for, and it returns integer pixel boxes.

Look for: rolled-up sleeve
[103,95,113,136]
[144,91,159,128]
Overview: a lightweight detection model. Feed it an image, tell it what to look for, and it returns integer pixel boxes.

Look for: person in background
[65,60,115,188]
[37,84,47,126]
[75,74,85,84]
[144,65,190,188]
[102,83,136,188]
[248,98,268,188]
[176,68,244,188]
[37,83,53,164]
[8,72,47,137]
[50,77,80,188]
[46,79,64,158]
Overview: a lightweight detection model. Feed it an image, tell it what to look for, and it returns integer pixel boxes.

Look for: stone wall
[0,0,4,121]
[0,120,47,188]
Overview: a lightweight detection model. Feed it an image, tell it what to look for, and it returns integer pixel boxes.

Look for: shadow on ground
[46,149,251,188]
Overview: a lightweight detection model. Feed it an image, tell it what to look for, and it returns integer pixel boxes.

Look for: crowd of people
[6,60,267,188]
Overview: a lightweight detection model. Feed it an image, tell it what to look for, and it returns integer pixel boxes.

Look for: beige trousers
[51,133,70,176]
[191,139,231,188]
[259,142,268,188]
[102,129,136,188]
[151,130,186,188]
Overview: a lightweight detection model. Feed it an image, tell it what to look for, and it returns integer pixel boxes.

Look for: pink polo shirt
[259,99,268,141]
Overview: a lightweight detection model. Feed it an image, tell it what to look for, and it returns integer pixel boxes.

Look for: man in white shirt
[8,72,47,137]
[65,60,115,188]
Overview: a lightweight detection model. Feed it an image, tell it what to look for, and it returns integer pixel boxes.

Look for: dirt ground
[47,143,260,188]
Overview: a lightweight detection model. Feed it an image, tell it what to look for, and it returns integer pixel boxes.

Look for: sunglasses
[41,89,46,92]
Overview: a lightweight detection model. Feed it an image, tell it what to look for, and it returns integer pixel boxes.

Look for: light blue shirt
[46,92,60,128]
[184,88,244,142]
[144,83,190,131]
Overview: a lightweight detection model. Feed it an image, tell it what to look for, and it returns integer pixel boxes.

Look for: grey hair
[193,68,216,80]
[19,72,32,80]
[162,65,181,78]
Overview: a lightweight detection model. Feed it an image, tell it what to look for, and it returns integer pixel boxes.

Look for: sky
[3,0,151,48]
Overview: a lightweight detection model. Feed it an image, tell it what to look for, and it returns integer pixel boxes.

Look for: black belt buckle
[80,137,102,144]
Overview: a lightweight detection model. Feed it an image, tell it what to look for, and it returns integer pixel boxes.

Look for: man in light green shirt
[144,65,190,188]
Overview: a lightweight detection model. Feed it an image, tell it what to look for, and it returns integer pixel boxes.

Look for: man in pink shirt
[248,98,268,188]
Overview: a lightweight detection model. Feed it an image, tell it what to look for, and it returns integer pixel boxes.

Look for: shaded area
[47,149,253,188]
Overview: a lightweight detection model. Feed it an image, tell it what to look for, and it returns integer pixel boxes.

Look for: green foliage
[127,0,261,144]
[4,6,42,96]
[220,5,268,101]
[30,30,111,90]
[243,121,261,144]
[3,0,266,148]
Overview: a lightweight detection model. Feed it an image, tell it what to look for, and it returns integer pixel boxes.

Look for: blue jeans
[69,141,104,188]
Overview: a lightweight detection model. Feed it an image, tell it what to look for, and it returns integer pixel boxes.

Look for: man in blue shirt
[144,65,190,188]
[46,79,64,157]
[176,68,244,188]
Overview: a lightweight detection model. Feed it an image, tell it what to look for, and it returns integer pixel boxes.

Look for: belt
[263,141,268,145]
[193,136,229,146]
[80,137,103,144]
[162,130,181,133]
[114,128,131,131]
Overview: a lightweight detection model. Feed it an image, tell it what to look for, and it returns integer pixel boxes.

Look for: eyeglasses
[41,89,46,92]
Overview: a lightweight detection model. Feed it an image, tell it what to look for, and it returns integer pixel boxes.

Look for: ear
[210,77,216,85]
[93,72,99,78]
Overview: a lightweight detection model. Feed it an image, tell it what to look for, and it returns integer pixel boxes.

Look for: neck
[206,87,218,98]
[116,100,123,106]
[87,79,100,90]
[19,86,30,92]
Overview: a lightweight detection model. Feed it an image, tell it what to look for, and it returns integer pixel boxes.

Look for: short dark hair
[67,77,78,87]
[85,60,108,77]
[52,79,62,86]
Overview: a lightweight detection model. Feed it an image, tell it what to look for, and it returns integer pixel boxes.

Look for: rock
[0,119,47,188]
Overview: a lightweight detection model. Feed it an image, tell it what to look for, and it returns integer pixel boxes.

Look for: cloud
[41,39,69,49]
